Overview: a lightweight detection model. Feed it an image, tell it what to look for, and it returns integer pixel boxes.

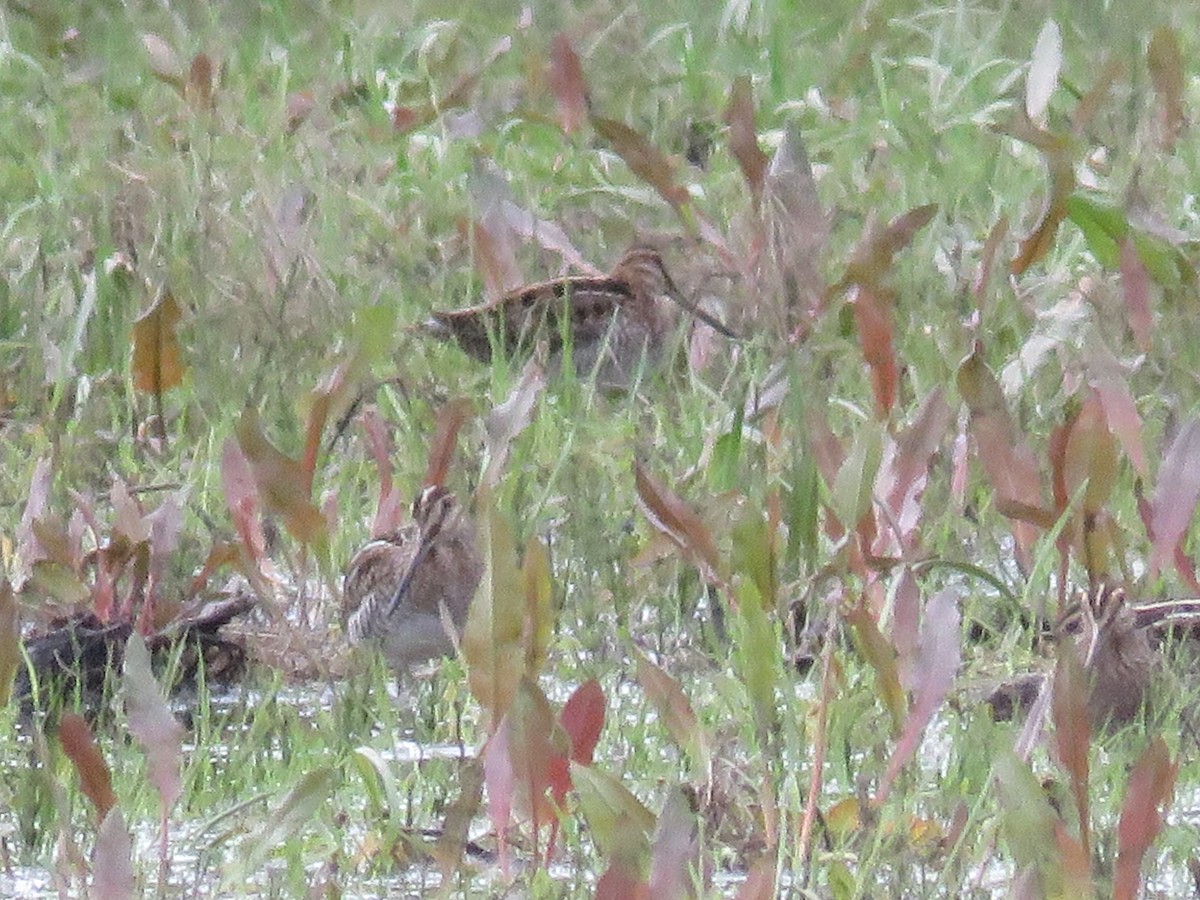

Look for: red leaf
[1148,419,1200,578]
[1062,391,1118,518]
[1114,736,1177,900]
[1005,118,1075,274]
[235,407,326,545]
[1083,331,1146,476]
[459,216,523,301]
[59,713,117,821]
[633,651,710,778]
[956,343,1048,570]
[482,726,516,875]
[875,389,952,554]
[187,52,215,111]
[890,567,921,690]
[424,397,474,490]
[359,407,401,537]
[879,588,960,802]
[833,204,937,296]
[724,76,767,202]
[1051,646,1091,856]
[1147,27,1185,151]
[735,854,777,900]
[0,581,18,707]
[634,461,723,585]
[590,116,691,210]
[220,438,268,572]
[596,864,651,900]
[1119,236,1153,352]
[548,34,589,135]
[561,679,605,766]
[852,285,898,417]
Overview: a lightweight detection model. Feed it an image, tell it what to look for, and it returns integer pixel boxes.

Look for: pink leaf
[1083,332,1146,476]
[123,633,184,814]
[648,787,702,899]
[482,726,515,875]
[15,455,53,589]
[879,588,961,801]
[91,808,135,900]
[1119,236,1152,352]
[220,439,268,570]
[1148,419,1200,578]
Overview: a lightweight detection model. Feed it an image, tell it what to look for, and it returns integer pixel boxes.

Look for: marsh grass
[2,0,1200,896]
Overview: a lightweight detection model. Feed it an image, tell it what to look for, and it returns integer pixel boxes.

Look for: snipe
[342,485,483,672]
[990,583,1200,729]
[426,245,734,388]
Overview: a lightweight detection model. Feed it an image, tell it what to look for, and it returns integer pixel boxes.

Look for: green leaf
[571,762,655,873]
[830,424,882,530]
[232,767,339,882]
[734,580,782,741]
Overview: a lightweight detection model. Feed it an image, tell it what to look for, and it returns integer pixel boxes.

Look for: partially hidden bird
[425,245,735,388]
[342,485,483,673]
[989,582,1200,729]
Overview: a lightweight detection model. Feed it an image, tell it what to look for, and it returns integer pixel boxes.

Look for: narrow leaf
[130,291,185,395]
[1119,235,1153,352]
[1051,645,1091,856]
[59,713,118,821]
[957,343,1047,569]
[648,786,702,900]
[634,651,711,780]
[91,808,135,900]
[1147,27,1185,150]
[852,285,898,417]
[560,679,606,766]
[548,34,589,134]
[590,116,690,210]
[235,407,326,545]
[463,492,526,730]
[1148,419,1200,578]
[1114,736,1177,900]
[1025,20,1062,122]
[879,588,961,801]
[483,360,545,489]
[424,396,474,489]
[0,580,18,707]
[123,633,184,815]
[521,536,555,676]
[634,461,723,585]
[571,762,656,870]
[724,76,767,201]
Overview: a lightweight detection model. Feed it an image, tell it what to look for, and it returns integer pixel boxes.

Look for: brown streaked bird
[425,245,736,388]
[1055,583,1200,728]
[342,485,483,673]
[987,583,1200,729]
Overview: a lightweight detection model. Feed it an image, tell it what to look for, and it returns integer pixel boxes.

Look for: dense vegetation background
[1,0,1197,896]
